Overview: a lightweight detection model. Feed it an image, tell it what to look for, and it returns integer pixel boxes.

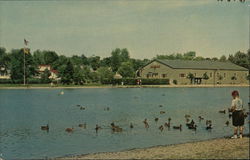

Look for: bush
[141,78,169,85]
[0,79,13,84]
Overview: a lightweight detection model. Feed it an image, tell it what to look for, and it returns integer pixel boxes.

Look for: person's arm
[231,100,236,112]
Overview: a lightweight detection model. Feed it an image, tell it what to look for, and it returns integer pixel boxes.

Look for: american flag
[24,39,29,46]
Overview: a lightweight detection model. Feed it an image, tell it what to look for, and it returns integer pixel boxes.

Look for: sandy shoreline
[57,136,250,159]
[0,84,249,89]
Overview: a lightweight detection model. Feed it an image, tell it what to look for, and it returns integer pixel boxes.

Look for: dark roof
[152,59,248,71]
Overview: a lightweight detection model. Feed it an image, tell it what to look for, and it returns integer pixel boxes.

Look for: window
[162,74,167,78]
[179,73,185,77]
[224,73,226,78]
[210,73,212,77]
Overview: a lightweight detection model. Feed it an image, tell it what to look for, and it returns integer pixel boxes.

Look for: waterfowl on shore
[143,119,149,128]
[130,123,134,129]
[198,116,204,121]
[225,121,229,126]
[219,110,226,114]
[160,111,166,114]
[164,122,170,128]
[185,114,191,119]
[111,123,122,132]
[65,127,74,133]
[188,124,197,130]
[168,117,171,122]
[41,124,49,131]
[206,124,212,130]
[173,124,182,130]
[206,120,212,126]
[155,118,159,122]
[159,125,164,132]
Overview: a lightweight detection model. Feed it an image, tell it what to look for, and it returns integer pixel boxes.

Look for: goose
[206,124,212,130]
[173,124,182,130]
[130,123,134,129]
[160,111,166,114]
[219,110,226,114]
[155,118,159,122]
[188,124,197,130]
[65,127,74,133]
[159,125,164,132]
[41,124,49,131]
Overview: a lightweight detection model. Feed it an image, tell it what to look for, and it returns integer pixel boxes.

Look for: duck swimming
[219,110,226,114]
[173,124,182,130]
[41,124,49,131]
[65,127,74,133]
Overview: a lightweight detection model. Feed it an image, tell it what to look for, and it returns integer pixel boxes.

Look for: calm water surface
[0,87,249,159]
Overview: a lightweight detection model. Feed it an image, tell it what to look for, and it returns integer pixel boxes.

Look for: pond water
[0,87,249,159]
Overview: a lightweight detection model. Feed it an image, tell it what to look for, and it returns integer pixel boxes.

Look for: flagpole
[24,49,26,85]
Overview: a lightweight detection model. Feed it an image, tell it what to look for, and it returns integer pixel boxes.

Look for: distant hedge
[0,78,50,84]
[102,78,169,85]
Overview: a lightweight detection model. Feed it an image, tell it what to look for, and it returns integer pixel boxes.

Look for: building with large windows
[137,59,249,85]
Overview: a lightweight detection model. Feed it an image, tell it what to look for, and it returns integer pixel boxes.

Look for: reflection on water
[0,87,249,159]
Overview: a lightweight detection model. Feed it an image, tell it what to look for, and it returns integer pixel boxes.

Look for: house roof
[150,59,248,71]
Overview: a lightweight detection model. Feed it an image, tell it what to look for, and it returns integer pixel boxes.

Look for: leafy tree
[71,55,83,66]
[100,57,111,67]
[9,49,37,83]
[53,55,68,70]
[110,48,122,72]
[183,51,196,60]
[44,51,59,65]
[212,57,218,61]
[187,73,195,84]
[58,60,74,85]
[73,66,87,85]
[97,67,114,84]
[33,50,45,65]
[120,48,130,62]
[219,55,227,62]
[118,61,135,78]
[88,56,100,71]
[40,68,51,83]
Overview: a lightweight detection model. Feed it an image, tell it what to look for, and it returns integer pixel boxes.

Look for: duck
[188,124,197,130]
[206,124,212,130]
[160,111,166,114]
[95,124,101,133]
[206,120,212,126]
[225,121,229,126]
[111,123,122,132]
[159,125,164,132]
[143,119,149,128]
[65,127,74,133]
[219,110,226,114]
[185,114,191,119]
[41,124,49,131]
[80,107,85,110]
[155,118,159,122]
[173,124,182,130]
[186,119,195,127]
[164,122,170,128]
[130,123,134,129]
[168,117,172,122]
[198,116,204,121]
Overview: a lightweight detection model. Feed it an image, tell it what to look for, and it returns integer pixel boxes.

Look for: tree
[73,66,88,85]
[118,62,135,78]
[33,50,45,65]
[44,51,59,65]
[183,51,196,60]
[120,48,130,62]
[40,68,51,83]
[88,56,100,71]
[9,49,37,83]
[100,57,111,67]
[58,60,74,85]
[97,67,114,84]
[110,48,122,72]
[202,72,209,84]
[187,73,195,84]
[219,55,227,62]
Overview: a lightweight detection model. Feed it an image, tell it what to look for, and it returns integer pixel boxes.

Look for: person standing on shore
[230,90,244,139]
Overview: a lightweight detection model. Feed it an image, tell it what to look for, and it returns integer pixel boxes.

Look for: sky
[0,0,249,59]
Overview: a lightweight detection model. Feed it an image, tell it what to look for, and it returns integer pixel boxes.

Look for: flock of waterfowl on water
[40,98,250,134]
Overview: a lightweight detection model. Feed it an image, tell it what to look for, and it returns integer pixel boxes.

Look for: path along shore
[57,137,249,159]
[0,84,249,89]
